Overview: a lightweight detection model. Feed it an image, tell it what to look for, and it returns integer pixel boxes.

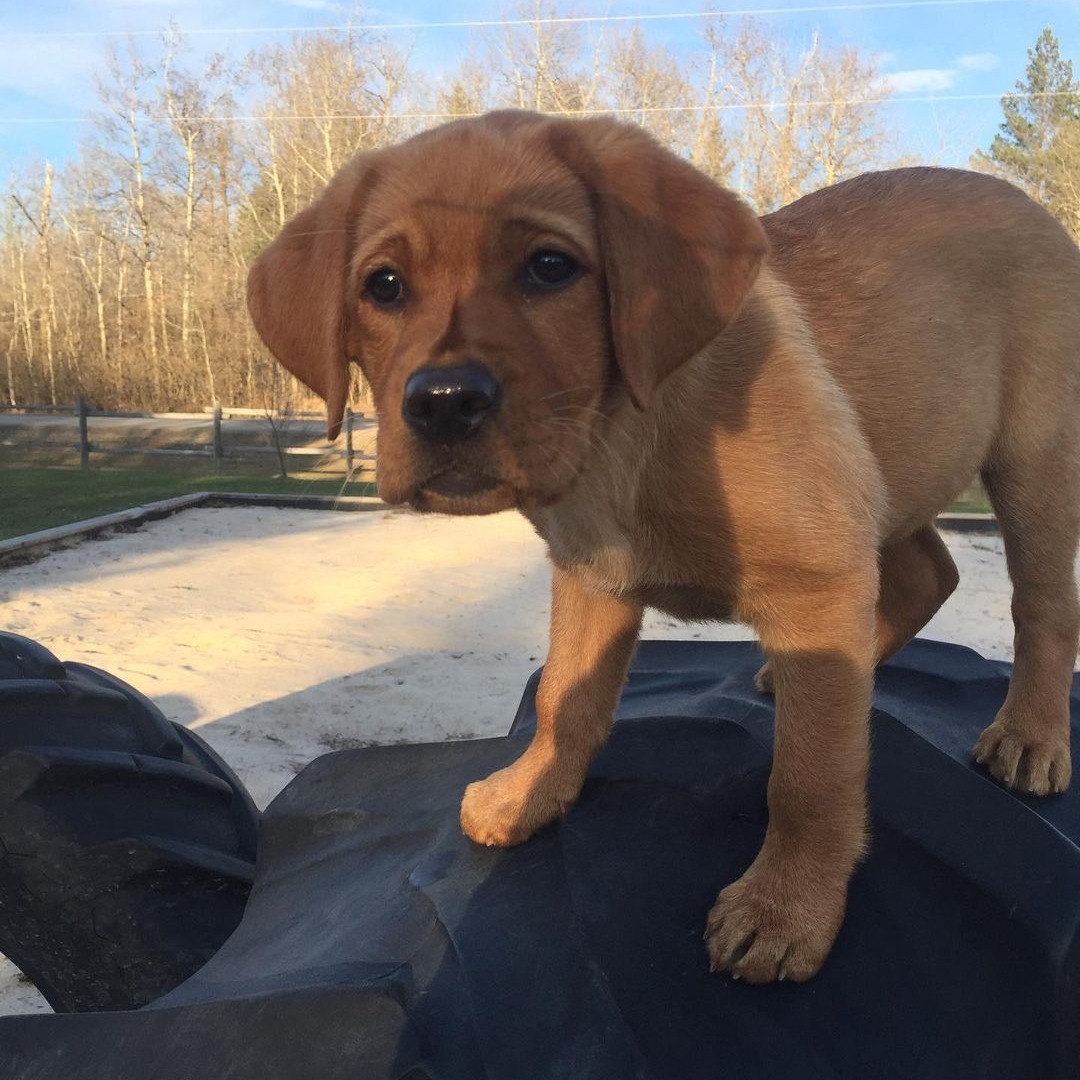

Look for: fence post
[77,396,89,472]
[344,407,354,480]
[212,401,223,471]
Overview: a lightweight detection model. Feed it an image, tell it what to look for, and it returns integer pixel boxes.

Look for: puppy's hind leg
[975,444,1079,795]
[755,524,959,693]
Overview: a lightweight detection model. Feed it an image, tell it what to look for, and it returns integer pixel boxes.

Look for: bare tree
[160,27,238,402]
[490,0,603,114]
[95,39,162,396]
[246,27,410,216]
[60,168,111,379]
[1046,119,1080,241]
[606,27,697,151]
[710,19,895,212]
[11,164,59,402]
[1,191,30,403]
[437,57,492,118]
[689,28,734,183]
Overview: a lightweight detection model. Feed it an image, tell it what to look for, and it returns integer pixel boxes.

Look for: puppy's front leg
[461,565,643,847]
[706,569,877,982]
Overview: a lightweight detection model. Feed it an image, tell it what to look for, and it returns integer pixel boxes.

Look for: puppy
[247,111,1080,983]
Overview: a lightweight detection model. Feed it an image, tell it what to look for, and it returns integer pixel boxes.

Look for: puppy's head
[247,112,766,515]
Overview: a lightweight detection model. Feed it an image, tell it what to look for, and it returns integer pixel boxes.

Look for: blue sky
[1,0,1078,175]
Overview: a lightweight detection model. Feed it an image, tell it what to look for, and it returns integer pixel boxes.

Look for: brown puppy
[248,111,1080,983]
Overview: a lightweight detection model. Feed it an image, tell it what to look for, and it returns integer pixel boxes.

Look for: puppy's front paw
[460,763,577,848]
[974,713,1071,795]
[704,868,845,984]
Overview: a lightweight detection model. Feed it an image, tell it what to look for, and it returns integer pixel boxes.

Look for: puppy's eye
[525,250,580,291]
[364,267,406,307]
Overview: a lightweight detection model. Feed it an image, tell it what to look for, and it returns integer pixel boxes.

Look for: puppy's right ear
[247,157,374,440]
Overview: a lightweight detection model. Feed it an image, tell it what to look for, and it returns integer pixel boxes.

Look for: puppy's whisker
[540,386,599,404]
[538,417,634,491]
[545,411,634,466]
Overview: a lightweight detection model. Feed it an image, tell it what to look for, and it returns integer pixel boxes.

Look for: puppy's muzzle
[402,362,502,443]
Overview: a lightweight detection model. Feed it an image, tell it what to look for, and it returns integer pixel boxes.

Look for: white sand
[0,508,1031,1014]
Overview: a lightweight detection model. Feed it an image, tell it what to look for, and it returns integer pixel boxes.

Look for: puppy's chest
[530,504,738,621]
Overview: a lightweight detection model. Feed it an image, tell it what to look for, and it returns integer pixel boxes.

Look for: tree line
[1,9,1076,415]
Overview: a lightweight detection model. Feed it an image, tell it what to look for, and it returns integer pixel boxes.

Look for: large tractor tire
[0,632,259,1012]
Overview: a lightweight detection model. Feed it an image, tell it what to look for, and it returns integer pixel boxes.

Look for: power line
[0,90,1066,126]
[0,0,1023,41]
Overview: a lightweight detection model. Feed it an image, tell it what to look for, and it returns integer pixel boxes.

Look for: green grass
[946,498,993,514]
[0,464,377,541]
[0,460,992,544]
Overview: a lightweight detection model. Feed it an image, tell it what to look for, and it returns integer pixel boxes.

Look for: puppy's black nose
[402,362,502,443]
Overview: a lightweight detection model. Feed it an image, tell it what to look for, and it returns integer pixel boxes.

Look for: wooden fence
[0,398,373,478]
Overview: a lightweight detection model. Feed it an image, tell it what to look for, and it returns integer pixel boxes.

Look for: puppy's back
[760,168,1080,535]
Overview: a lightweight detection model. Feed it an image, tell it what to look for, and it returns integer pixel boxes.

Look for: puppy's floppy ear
[548,118,767,410]
[247,156,374,440]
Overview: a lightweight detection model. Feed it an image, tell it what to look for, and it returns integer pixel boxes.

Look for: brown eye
[364,267,405,307]
[525,250,580,291]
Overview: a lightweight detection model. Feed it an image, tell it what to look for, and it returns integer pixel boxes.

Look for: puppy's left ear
[549,119,767,410]
[247,155,376,440]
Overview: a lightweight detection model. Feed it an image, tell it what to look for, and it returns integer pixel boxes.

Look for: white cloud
[881,68,959,93]
[958,52,999,72]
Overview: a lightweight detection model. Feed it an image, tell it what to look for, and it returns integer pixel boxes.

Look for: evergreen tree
[978,27,1080,202]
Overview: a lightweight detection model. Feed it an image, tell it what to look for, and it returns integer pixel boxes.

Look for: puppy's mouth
[408,465,517,515]
[423,467,500,498]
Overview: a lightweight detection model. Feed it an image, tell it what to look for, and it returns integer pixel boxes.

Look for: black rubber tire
[0,632,259,1012]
